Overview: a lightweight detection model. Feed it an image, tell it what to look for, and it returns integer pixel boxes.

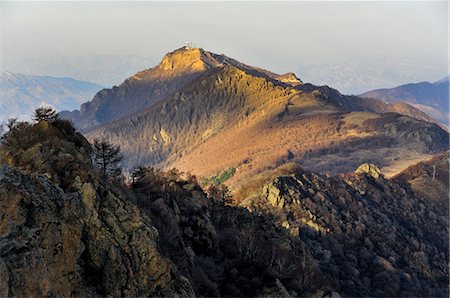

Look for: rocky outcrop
[0,166,86,297]
[0,165,194,297]
[354,163,382,179]
[241,166,449,297]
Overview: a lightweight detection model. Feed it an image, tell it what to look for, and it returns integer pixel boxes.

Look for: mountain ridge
[0,71,102,122]
[359,76,449,125]
[59,47,448,188]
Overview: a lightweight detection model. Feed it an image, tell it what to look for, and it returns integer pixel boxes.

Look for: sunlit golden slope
[82,48,448,188]
[62,47,303,129]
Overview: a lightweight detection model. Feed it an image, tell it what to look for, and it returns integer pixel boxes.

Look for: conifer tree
[33,106,58,123]
[92,139,123,178]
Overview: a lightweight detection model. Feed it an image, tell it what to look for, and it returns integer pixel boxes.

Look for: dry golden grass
[382,154,433,178]
[342,111,380,126]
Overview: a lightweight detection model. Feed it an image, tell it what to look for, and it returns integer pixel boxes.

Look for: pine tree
[92,139,123,178]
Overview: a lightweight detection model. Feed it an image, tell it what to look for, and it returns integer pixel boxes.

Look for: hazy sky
[1,1,448,87]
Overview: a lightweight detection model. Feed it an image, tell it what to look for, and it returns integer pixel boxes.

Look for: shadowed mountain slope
[239,164,449,297]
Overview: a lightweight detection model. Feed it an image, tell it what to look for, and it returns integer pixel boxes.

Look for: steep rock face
[240,166,449,297]
[0,166,85,297]
[0,165,194,297]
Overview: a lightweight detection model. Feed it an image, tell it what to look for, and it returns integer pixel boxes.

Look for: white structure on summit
[185,41,197,49]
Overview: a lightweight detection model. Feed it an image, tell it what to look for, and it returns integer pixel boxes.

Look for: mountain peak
[158,47,221,72]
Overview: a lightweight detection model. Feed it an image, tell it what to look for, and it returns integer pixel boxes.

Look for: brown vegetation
[75,48,448,192]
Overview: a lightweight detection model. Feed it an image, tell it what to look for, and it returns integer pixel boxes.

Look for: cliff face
[0,165,194,297]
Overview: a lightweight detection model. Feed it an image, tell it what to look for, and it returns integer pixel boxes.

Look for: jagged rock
[262,176,304,209]
[355,163,382,179]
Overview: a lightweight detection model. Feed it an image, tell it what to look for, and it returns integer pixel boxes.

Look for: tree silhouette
[33,106,58,123]
[206,184,232,205]
[92,139,123,178]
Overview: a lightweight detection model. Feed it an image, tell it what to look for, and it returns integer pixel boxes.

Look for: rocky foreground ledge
[0,165,194,297]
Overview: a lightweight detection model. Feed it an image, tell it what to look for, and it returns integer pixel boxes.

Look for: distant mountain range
[2,54,156,87]
[297,62,447,95]
[61,47,448,186]
[0,72,102,122]
[360,76,449,125]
